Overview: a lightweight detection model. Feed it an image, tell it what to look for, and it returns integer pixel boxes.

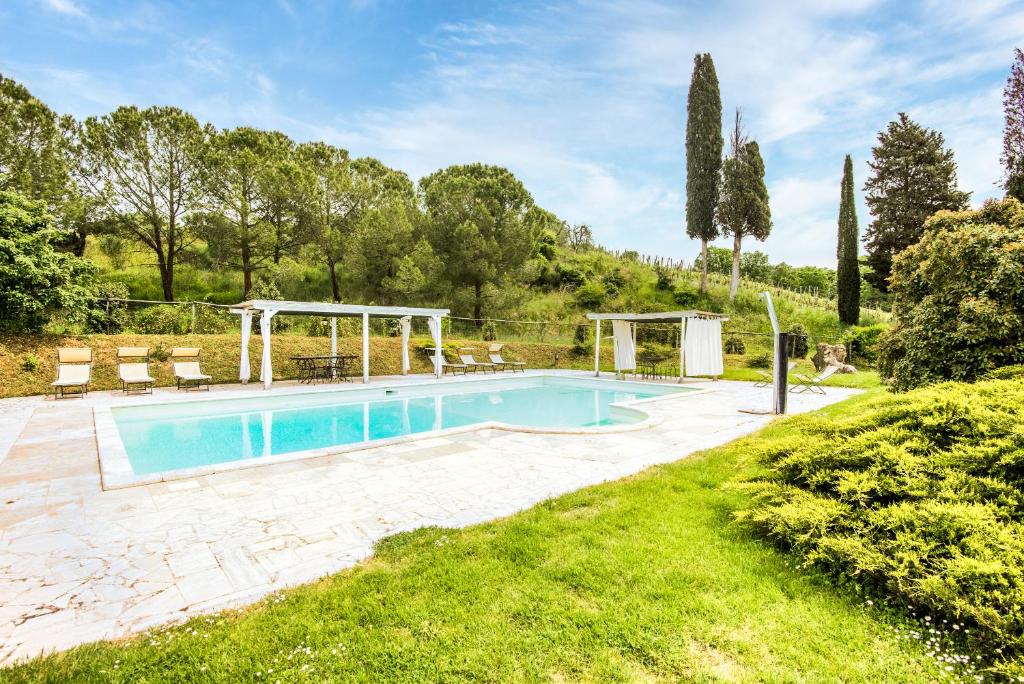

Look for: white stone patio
[0,372,857,665]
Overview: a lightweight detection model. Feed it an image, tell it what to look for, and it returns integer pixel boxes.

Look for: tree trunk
[158,256,174,301]
[241,242,253,299]
[699,239,709,293]
[473,281,483,324]
[730,233,742,299]
[328,260,340,302]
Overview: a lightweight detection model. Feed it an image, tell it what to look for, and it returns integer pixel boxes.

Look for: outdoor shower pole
[761,292,788,414]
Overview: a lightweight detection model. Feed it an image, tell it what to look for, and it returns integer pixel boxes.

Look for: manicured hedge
[737,377,1024,677]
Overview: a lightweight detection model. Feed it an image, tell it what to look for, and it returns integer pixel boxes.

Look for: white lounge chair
[171,347,212,391]
[488,344,525,372]
[52,347,93,399]
[117,346,155,394]
[458,350,497,373]
[790,365,841,394]
[753,361,796,388]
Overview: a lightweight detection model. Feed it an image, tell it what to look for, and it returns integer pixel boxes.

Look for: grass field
[3,391,947,683]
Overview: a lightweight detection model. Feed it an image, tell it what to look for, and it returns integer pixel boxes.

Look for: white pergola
[586,310,729,383]
[231,300,450,389]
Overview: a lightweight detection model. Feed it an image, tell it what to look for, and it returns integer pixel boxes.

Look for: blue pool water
[112,377,685,475]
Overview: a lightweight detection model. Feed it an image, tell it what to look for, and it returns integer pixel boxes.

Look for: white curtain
[400,316,411,374]
[612,320,636,371]
[239,311,251,383]
[684,317,724,376]
[427,316,442,376]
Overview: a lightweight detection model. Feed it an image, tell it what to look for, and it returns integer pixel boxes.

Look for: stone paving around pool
[0,372,858,665]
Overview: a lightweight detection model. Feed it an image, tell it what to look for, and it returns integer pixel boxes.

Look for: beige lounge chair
[790,365,841,394]
[171,347,212,391]
[753,361,797,388]
[117,347,155,394]
[488,344,525,372]
[458,350,497,373]
[51,347,93,399]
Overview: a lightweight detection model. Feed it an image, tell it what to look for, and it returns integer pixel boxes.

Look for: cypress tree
[836,155,860,325]
[863,113,970,292]
[685,53,723,293]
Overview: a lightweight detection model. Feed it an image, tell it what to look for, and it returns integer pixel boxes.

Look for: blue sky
[2,0,1021,267]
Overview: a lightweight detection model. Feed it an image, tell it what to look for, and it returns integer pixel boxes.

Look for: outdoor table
[290,354,358,383]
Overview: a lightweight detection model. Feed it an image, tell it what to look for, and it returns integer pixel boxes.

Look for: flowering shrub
[737,377,1024,677]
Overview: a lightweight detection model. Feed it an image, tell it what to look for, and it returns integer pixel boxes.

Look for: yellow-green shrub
[738,378,1024,676]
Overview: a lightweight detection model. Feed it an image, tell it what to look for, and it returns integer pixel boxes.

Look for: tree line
[0,74,566,322]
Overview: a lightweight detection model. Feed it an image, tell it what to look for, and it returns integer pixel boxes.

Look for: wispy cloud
[41,0,87,18]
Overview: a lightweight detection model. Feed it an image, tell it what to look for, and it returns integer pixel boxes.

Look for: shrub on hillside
[574,280,607,309]
[843,323,886,364]
[87,281,130,333]
[129,305,190,335]
[737,377,1024,677]
[747,352,771,368]
[724,337,746,354]
[879,198,1024,391]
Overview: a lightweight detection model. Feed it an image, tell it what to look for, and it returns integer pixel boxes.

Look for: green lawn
[5,391,941,683]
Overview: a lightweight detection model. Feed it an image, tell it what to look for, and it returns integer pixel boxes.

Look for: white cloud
[41,0,87,18]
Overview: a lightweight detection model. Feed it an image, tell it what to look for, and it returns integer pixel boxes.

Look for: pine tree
[1002,48,1024,201]
[685,53,723,293]
[862,113,970,292]
[836,155,860,325]
[718,110,770,299]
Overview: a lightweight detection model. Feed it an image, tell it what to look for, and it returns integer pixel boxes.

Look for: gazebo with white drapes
[586,310,729,382]
[230,300,450,389]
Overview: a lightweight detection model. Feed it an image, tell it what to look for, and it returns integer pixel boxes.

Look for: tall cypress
[685,53,723,293]
[836,155,860,325]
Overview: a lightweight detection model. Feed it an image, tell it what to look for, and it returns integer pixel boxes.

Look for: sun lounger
[753,361,796,388]
[171,347,212,391]
[117,346,155,394]
[789,364,841,394]
[458,350,497,373]
[488,344,526,372]
[51,347,92,398]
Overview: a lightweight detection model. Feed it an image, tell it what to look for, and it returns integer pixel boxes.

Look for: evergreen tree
[836,155,860,325]
[1003,48,1024,201]
[862,113,970,292]
[718,110,770,299]
[685,53,723,293]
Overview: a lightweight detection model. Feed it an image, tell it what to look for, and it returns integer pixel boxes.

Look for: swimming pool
[103,376,689,481]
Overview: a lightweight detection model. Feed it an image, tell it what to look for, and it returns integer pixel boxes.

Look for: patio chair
[117,346,155,394]
[171,347,212,391]
[753,362,796,388]
[790,364,841,394]
[488,344,526,372]
[458,350,497,373]
[51,347,93,399]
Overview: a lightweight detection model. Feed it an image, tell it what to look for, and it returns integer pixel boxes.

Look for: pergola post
[330,317,338,379]
[239,310,252,384]
[362,312,370,384]
[431,315,442,378]
[594,319,601,377]
[259,309,277,390]
[679,317,686,383]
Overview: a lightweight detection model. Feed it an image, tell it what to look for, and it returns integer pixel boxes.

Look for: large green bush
[0,189,96,332]
[879,198,1024,390]
[738,378,1024,677]
[843,323,886,364]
